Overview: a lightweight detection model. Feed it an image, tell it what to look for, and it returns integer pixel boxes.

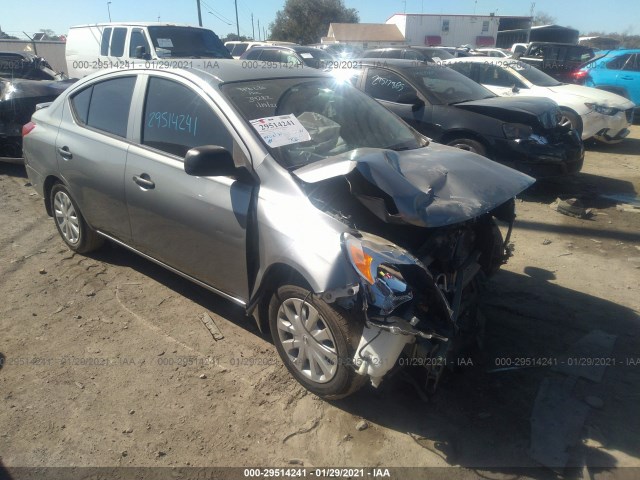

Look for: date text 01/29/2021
[243,467,391,477]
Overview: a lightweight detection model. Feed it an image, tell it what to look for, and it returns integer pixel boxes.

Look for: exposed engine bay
[295,145,531,393]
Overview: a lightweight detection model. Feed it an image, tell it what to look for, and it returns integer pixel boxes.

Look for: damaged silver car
[23,62,534,398]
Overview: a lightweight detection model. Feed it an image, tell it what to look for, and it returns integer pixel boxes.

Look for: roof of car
[353,58,430,68]
[69,22,212,29]
[186,59,331,84]
[444,56,503,63]
[603,49,640,55]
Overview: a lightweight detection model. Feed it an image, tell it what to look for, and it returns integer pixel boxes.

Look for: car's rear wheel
[50,184,103,254]
[269,284,366,399]
[446,137,487,156]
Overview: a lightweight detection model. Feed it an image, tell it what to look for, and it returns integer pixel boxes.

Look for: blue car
[575,49,640,112]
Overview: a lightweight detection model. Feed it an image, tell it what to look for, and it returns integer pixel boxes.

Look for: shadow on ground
[86,241,640,476]
[332,269,640,476]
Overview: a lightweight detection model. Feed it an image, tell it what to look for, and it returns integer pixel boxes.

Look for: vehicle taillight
[22,121,36,137]
[571,69,589,83]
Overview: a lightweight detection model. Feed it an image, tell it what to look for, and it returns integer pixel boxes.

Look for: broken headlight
[502,122,533,140]
[343,232,422,315]
[585,103,618,116]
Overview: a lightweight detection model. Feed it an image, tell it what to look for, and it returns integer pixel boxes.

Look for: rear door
[56,74,137,242]
[124,74,253,301]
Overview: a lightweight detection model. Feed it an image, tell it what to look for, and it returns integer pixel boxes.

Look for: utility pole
[234,0,240,37]
[197,0,202,27]
[257,19,261,40]
[107,1,112,22]
[263,26,267,41]
[251,14,255,40]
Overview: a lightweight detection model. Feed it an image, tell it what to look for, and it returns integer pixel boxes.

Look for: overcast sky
[1,0,636,39]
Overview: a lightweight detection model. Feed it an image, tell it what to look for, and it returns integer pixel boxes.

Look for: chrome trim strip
[96,230,247,307]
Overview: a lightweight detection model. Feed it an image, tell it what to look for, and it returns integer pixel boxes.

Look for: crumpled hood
[548,84,635,109]
[454,95,559,124]
[294,144,535,227]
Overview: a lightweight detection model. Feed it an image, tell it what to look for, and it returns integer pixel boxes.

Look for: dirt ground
[1,125,639,479]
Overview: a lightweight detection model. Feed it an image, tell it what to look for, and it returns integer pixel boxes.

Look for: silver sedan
[23,61,534,398]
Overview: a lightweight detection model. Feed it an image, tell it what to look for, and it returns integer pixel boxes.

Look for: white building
[387,13,502,48]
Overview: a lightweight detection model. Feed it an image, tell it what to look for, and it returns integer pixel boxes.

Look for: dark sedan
[336,59,584,178]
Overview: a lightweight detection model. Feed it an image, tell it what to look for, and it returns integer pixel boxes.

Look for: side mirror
[511,84,520,93]
[397,92,424,111]
[184,146,242,177]
[135,46,151,60]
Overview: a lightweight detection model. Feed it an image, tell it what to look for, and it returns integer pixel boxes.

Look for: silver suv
[23,61,533,398]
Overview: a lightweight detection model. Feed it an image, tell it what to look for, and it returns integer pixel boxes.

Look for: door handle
[620,75,633,80]
[57,146,72,160]
[132,174,155,189]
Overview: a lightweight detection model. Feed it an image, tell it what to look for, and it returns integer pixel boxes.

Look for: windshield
[222,78,425,169]
[147,26,232,59]
[406,66,495,104]
[512,62,562,86]
[295,48,335,67]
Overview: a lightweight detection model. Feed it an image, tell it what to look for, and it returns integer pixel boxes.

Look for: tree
[223,33,250,43]
[532,12,556,26]
[0,26,18,39]
[270,0,359,44]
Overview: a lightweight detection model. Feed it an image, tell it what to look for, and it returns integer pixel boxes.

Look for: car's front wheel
[446,137,487,156]
[50,183,104,254]
[269,284,366,399]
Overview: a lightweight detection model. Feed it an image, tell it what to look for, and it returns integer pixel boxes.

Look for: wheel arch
[43,175,63,217]
[248,262,313,334]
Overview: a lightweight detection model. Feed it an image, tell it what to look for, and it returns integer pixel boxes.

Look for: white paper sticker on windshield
[300,53,313,59]
[157,38,173,48]
[250,114,311,148]
[432,56,442,62]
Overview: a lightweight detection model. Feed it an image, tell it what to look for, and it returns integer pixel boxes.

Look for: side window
[100,28,112,56]
[477,64,518,87]
[623,54,640,72]
[403,50,421,60]
[365,68,416,103]
[129,29,150,57]
[606,54,631,70]
[283,52,302,65]
[110,28,127,57]
[244,48,262,60]
[142,77,233,158]
[70,87,93,125]
[259,49,283,62]
[72,77,136,137]
[450,61,473,79]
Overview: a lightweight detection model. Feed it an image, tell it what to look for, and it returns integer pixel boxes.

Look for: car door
[618,53,640,104]
[124,74,253,302]
[363,67,439,138]
[56,74,137,242]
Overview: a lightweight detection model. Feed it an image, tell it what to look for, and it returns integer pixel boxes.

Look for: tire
[446,137,487,156]
[50,183,103,254]
[593,135,624,145]
[269,284,367,399]
[559,109,583,136]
